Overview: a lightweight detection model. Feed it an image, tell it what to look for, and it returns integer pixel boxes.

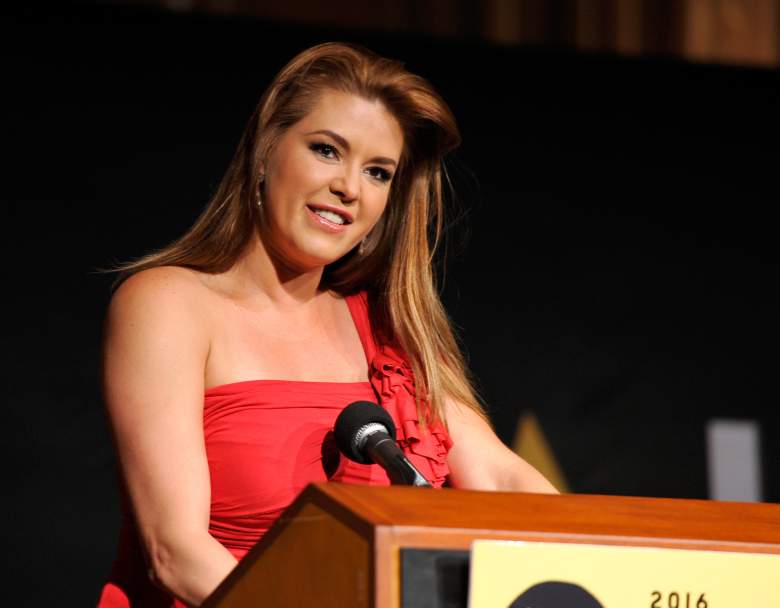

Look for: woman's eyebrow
[305,129,398,168]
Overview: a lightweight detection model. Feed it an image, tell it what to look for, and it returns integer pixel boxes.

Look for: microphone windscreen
[334,401,397,464]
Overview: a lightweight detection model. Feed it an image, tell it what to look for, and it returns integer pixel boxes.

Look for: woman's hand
[103,267,237,606]
[443,399,559,494]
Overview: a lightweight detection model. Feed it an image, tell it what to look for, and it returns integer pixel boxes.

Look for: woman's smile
[305,204,351,232]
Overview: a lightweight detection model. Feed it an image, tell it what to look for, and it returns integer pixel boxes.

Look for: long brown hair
[112,42,485,425]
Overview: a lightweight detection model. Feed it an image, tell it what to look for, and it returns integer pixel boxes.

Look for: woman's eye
[310,142,338,159]
[367,167,392,183]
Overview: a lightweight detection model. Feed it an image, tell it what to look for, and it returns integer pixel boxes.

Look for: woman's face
[261,89,404,272]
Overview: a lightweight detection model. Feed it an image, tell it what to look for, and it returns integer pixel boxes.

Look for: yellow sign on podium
[468,541,780,608]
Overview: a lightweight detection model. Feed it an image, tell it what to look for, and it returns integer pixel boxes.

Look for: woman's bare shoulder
[114,265,206,297]
[106,266,212,336]
[110,266,209,307]
[103,267,212,402]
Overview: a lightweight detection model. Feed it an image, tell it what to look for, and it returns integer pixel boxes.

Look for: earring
[358,237,367,255]
[257,173,265,208]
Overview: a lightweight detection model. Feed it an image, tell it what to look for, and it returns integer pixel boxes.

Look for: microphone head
[334,401,397,464]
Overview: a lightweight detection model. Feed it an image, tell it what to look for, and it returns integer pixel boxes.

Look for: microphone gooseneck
[334,401,432,487]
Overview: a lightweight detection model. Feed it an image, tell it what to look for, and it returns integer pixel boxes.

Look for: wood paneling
[684,0,780,65]
[95,0,780,66]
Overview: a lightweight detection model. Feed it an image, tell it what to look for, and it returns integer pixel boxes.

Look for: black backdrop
[3,4,779,605]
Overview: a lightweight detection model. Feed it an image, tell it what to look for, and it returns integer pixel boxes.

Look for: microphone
[334,401,432,487]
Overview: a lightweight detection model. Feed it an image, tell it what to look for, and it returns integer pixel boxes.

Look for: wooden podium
[203,483,780,607]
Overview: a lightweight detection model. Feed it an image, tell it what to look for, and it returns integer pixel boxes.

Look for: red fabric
[97,291,452,607]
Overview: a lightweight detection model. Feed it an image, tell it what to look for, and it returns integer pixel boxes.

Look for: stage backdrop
[2,4,778,605]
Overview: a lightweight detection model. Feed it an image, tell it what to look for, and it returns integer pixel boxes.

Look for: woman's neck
[220,234,327,308]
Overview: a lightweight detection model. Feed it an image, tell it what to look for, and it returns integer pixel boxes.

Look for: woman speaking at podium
[98,42,556,607]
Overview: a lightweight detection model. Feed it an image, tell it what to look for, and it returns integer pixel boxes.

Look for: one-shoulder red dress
[97,291,453,607]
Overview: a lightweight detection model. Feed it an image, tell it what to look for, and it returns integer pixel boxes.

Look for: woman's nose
[329,168,359,203]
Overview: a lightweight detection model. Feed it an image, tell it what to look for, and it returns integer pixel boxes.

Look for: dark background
[3,3,778,604]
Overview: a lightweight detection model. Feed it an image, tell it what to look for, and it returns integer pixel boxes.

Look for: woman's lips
[305,205,348,233]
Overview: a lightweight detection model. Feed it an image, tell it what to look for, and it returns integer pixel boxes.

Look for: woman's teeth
[313,209,345,225]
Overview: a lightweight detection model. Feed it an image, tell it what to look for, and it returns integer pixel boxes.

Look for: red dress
[97,291,453,607]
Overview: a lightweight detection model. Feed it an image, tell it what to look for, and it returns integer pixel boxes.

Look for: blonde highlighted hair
[112,42,485,426]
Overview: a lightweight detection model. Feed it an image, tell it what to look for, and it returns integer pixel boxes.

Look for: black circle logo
[509,581,604,608]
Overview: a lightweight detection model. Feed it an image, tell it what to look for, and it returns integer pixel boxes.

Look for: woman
[98,42,556,607]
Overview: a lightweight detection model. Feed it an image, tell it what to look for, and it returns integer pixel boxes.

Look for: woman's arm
[103,267,237,606]
[444,399,559,494]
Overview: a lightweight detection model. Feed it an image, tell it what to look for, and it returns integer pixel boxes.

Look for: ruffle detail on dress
[370,343,453,488]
